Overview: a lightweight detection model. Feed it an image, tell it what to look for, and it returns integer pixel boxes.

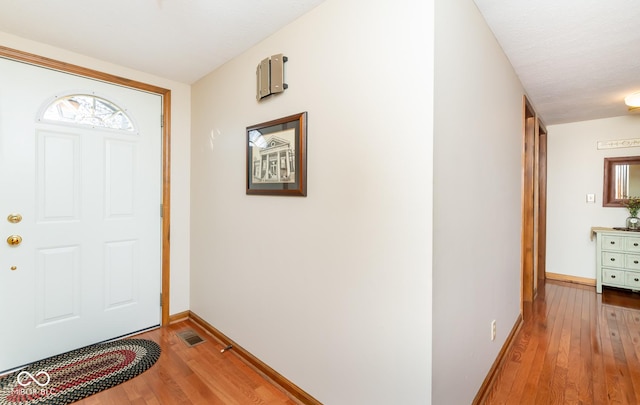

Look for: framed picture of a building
[246,112,307,196]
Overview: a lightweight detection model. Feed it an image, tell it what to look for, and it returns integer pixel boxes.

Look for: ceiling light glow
[625,92,640,108]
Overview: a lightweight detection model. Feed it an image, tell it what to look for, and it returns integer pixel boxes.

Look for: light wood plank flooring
[484,279,640,404]
[74,320,300,405]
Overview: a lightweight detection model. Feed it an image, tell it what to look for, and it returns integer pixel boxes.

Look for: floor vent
[176,329,206,347]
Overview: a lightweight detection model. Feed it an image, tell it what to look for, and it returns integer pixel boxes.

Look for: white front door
[0,57,162,372]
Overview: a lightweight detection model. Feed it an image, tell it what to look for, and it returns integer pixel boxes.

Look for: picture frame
[246,112,307,196]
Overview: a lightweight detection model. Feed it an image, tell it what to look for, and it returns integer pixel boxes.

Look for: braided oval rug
[0,339,160,405]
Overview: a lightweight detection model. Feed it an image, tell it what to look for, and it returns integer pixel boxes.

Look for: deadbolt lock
[7,214,22,224]
[7,235,22,246]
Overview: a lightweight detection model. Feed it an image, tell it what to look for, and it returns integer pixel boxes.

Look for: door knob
[7,235,22,246]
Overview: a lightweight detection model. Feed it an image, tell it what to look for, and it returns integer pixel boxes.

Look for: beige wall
[0,31,192,314]
[433,0,525,403]
[190,0,433,403]
[1,0,540,402]
[547,115,640,280]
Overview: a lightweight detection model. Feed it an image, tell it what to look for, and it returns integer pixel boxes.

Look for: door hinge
[161,114,164,128]
[160,203,163,218]
[160,293,163,307]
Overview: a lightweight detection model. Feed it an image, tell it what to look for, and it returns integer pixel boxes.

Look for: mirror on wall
[603,156,640,207]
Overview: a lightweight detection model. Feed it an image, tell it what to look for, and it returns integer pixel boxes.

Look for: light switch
[587,193,596,203]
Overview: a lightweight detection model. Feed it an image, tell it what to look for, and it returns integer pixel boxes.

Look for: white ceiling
[0,0,326,84]
[1,1,638,125]
[474,0,640,125]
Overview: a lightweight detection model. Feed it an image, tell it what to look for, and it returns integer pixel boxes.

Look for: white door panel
[0,57,162,372]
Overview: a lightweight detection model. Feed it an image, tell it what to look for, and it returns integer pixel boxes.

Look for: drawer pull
[635,261,639,264]
[612,275,617,279]
[635,243,639,247]
[611,258,616,261]
[611,241,616,244]
[635,278,639,282]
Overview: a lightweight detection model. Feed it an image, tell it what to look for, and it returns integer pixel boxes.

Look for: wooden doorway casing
[0,46,172,325]
[537,123,548,287]
[521,95,547,312]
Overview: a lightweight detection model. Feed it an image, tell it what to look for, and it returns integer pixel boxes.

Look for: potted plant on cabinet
[625,197,640,230]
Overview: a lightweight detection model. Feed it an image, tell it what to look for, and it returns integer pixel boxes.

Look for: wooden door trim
[537,119,547,282]
[522,96,536,304]
[0,46,172,325]
[521,95,547,309]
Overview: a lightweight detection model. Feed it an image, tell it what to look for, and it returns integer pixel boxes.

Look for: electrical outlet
[491,320,497,341]
[586,193,596,203]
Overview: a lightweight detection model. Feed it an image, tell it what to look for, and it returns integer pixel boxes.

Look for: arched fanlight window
[41,94,135,132]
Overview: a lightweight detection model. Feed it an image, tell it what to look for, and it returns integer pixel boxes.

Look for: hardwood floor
[74,320,300,405]
[484,279,640,404]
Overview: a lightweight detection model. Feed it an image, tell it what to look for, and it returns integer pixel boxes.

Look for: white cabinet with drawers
[594,229,640,293]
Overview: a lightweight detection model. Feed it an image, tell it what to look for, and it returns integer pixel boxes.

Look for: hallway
[484,280,640,404]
